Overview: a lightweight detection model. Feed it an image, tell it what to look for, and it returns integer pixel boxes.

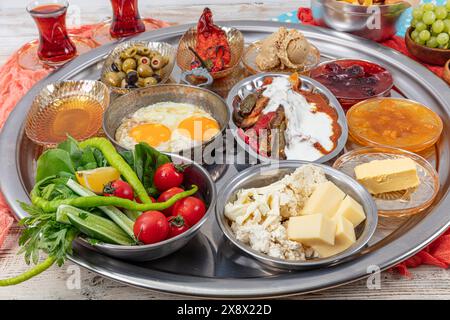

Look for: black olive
[126,70,138,84]
[111,63,119,72]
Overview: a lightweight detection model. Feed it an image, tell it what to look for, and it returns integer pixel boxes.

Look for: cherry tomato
[172,196,206,227]
[133,211,169,244]
[103,180,134,201]
[157,187,184,216]
[167,215,190,238]
[154,163,185,192]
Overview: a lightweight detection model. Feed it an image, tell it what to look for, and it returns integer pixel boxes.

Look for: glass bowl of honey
[25,80,110,147]
[346,97,443,153]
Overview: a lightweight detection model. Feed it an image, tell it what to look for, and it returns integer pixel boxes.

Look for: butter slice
[354,158,420,195]
[333,195,366,228]
[287,214,336,246]
[302,181,346,217]
[312,216,356,258]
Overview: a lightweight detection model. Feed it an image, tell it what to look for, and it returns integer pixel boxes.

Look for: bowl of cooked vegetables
[19,136,216,264]
[101,40,176,94]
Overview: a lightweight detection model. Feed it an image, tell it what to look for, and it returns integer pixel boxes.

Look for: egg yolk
[130,123,171,147]
[177,116,220,141]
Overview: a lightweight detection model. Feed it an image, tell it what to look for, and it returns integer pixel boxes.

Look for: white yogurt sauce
[262,77,334,161]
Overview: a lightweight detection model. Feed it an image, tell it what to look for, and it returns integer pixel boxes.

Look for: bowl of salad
[17,136,216,266]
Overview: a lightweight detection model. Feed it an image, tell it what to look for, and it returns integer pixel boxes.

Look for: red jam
[310,60,393,110]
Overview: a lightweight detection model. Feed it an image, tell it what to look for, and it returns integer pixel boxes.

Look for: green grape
[415,37,426,45]
[423,11,436,25]
[432,20,445,33]
[411,18,419,28]
[443,19,450,32]
[412,8,424,19]
[446,0,450,11]
[436,32,450,45]
[415,21,427,31]
[438,43,449,49]
[423,3,435,11]
[411,29,419,40]
[419,29,431,41]
[426,36,438,48]
[435,6,448,20]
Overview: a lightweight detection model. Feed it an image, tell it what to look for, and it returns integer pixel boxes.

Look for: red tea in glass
[110,0,145,38]
[27,0,77,66]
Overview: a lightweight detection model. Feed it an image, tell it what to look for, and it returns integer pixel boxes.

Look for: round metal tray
[0,21,449,298]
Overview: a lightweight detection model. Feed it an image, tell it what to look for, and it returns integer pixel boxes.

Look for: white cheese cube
[287,214,336,246]
[302,181,346,217]
[333,195,366,227]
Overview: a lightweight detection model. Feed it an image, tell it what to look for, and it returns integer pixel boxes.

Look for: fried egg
[116,102,220,152]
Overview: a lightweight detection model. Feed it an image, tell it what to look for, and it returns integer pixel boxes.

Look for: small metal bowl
[103,84,230,156]
[311,0,411,42]
[176,26,244,80]
[226,72,348,163]
[216,161,378,270]
[25,80,110,147]
[101,40,176,95]
[78,153,217,262]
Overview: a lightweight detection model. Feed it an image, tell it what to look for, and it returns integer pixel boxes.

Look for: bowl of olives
[101,40,176,94]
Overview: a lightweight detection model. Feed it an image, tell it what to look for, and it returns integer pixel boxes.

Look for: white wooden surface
[0,0,449,300]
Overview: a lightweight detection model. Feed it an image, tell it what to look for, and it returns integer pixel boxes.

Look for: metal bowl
[100,40,176,95]
[176,26,244,80]
[226,72,348,164]
[103,84,230,157]
[311,0,411,42]
[216,161,378,270]
[25,80,110,147]
[79,153,217,261]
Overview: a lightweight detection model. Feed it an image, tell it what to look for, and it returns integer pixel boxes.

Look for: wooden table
[0,0,449,300]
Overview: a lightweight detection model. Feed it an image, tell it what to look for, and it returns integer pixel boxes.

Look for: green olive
[124,47,138,58]
[119,51,128,60]
[134,54,142,61]
[104,71,122,87]
[143,77,158,86]
[137,47,151,56]
[151,55,163,70]
[122,58,137,72]
[117,71,126,81]
[138,56,151,65]
[137,64,153,77]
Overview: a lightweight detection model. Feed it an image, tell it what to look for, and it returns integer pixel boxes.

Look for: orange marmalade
[347,98,443,152]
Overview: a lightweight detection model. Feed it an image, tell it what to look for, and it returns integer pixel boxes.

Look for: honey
[34,96,104,144]
[347,98,443,152]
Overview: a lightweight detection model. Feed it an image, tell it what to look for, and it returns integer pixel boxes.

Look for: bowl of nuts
[101,40,176,95]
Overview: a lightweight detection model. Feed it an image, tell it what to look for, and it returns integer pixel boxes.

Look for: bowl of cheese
[216,161,378,270]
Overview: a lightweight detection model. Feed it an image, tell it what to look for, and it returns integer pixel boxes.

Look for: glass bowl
[25,80,110,147]
[242,40,320,76]
[346,97,443,153]
[333,146,439,218]
[101,40,176,95]
[310,59,394,111]
[176,26,244,80]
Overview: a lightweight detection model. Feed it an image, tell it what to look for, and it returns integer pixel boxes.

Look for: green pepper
[31,184,199,213]
[78,138,153,204]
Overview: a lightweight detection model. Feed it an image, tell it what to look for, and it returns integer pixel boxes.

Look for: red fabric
[298,7,449,275]
[0,18,170,249]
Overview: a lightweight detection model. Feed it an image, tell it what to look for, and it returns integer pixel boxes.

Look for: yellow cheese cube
[287,214,336,246]
[302,181,345,217]
[354,158,420,195]
[312,216,356,258]
[333,195,366,227]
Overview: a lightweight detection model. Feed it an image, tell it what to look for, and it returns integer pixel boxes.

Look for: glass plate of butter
[333,146,439,218]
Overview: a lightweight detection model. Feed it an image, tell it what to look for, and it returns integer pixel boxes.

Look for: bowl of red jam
[310,59,393,111]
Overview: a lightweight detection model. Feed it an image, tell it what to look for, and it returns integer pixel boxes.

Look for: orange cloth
[0,19,169,248]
